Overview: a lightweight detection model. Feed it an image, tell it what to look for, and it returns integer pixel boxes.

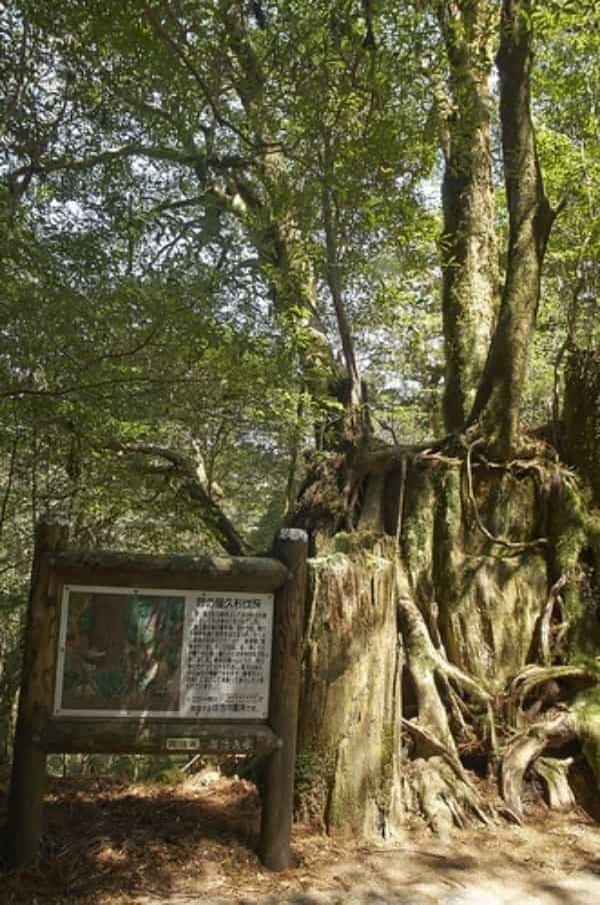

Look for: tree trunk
[294,450,600,833]
[218,2,340,405]
[437,0,500,431]
[469,0,555,456]
[290,0,600,838]
[563,348,600,506]
[296,539,402,836]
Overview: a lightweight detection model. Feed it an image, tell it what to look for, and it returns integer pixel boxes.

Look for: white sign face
[54,585,274,720]
[179,591,274,720]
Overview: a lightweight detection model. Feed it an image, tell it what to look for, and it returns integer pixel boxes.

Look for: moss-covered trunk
[564,349,600,507]
[469,0,556,456]
[437,0,499,431]
[296,539,402,837]
[294,451,600,834]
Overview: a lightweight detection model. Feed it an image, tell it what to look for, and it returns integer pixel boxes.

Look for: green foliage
[524,1,600,423]
[1,0,600,773]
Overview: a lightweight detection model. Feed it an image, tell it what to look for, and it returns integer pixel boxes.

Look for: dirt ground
[1,777,600,905]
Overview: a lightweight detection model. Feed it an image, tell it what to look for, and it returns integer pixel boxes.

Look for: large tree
[294,0,600,833]
[1,0,600,834]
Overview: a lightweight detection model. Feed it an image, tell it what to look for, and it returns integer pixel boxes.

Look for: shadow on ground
[0,776,261,904]
[2,777,600,905]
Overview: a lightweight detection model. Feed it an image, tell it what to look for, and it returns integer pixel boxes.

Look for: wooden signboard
[5,518,308,873]
[54,586,274,720]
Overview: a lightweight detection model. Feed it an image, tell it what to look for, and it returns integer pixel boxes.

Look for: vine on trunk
[291,436,600,834]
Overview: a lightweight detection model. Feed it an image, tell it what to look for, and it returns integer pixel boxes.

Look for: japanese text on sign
[179,591,274,719]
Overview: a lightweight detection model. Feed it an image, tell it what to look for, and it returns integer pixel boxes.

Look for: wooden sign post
[5,515,69,870]
[4,523,308,873]
[259,529,308,870]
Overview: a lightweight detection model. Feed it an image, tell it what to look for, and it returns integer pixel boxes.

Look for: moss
[588,512,600,547]
[552,481,588,579]
[294,746,337,824]
[573,686,600,786]
[327,768,355,827]
[490,472,537,543]
[333,530,385,555]
[548,479,600,656]
[377,721,396,813]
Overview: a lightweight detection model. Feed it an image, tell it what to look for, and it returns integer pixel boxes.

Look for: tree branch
[7,142,247,182]
[108,442,250,556]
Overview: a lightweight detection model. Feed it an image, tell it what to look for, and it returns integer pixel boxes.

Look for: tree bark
[322,134,365,422]
[564,349,600,505]
[217,2,338,400]
[469,0,556,456]
[437,0,500,431]
[5,516,69,869]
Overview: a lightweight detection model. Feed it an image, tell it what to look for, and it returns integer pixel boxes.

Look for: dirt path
[2,778,599,904]
[134,816,600,905]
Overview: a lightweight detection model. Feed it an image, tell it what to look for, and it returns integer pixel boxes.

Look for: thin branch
[7,142,247,185]
[108,441,249,556]
[144,3,255,149]
[63,324,163,368]
[0,374,184,401]
[0,412,20,543]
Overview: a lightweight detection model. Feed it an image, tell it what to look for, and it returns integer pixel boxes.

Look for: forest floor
[1,775,600,905]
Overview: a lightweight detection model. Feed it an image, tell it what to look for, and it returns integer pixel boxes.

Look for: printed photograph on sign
[55,586,185,716]
[180,591,274,720]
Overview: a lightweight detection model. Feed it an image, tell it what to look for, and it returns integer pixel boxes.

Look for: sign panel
[180,591,274,719]
[54,585,273,719]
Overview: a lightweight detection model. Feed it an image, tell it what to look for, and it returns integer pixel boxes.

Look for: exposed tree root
[396,569,497,830]
[402,720,493,826]
[402,719,469,787]
[397,591,455,753]
[405,756,491,838]
[396,574,494,756]
[501,712,576,819]
[534,756,576,811]
[294,439,600,835]
[535,573,568,665]
[507,664,599,728]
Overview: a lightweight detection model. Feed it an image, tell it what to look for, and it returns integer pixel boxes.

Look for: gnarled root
[397,571,494,831]
[501,711,576,819]
[534,756,576,810]
[405,756,490,839]
[507,663,597,728]
[397,577,494,747]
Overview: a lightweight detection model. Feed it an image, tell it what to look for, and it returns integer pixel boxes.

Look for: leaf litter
[1,776,600,904]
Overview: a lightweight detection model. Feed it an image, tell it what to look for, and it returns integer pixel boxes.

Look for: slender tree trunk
[219,2,338,400]
[469,0,556,457]
[322,137,364,417]
[437,0,500,431]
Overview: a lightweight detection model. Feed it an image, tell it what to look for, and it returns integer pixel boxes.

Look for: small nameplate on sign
[166,737,200,751]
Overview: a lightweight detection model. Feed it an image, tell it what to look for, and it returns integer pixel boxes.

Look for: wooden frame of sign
[5,517,308,872]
